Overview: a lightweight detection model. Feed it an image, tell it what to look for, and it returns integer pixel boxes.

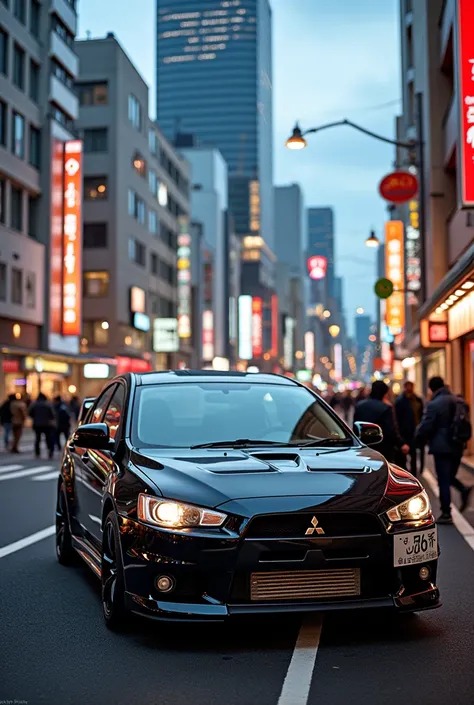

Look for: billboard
[50,140,64,336]
[307,255,327,280]
[153,318,179,353]
[304,331,315,370]
[456,0,474,207]
[238,295,252,360]
[251,297,263,358]
[61,140,82,336]
[177,218,191,339]
[202,310,214,361]
[385,221,405,335]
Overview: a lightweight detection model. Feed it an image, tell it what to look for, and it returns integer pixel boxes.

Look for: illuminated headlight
[385,490,432,522]
[138,494,227,529]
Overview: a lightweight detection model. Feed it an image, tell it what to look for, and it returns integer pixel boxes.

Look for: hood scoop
[250,452,305,472]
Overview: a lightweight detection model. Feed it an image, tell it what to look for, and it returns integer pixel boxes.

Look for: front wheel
[56,483,75,565]
[101,511,128,630]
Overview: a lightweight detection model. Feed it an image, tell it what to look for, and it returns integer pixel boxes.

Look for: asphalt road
[1,448,474,705]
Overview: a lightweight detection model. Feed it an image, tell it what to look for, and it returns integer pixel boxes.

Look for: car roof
[134,370,299,387]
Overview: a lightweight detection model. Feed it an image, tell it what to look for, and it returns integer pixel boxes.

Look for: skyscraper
[307,207,335,306]
[156,0,273,248]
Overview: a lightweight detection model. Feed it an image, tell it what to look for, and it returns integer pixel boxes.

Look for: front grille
[250,568,361,601]
[245,512,381,538]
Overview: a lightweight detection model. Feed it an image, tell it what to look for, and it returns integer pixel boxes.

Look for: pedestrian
[10,394,28,453]
[69,395,81,422]
[395,380,424,477]
[416,376,472,524]
[0,393,15,451]
[53,395,71,450]
[354,380,410,464]
[341,390,354,424]
[29,392,55,459]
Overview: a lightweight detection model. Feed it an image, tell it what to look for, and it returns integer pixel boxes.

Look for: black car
[77,397,95,426]
[55,371,440,629]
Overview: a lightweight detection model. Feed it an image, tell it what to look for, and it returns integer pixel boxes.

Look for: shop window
[25,271,35,308]
[10,185,23,231]
[11,267,22,304]
[83,223,108,248]
[132,151,147,178]
[0,262,6,301]
[103,385,125,443]
[13,43,25,90]
[84,271,109,297]
[77,81,108,106]
[84,176,108,200]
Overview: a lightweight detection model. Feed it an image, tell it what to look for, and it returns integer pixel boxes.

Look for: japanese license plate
[393,528,438,567]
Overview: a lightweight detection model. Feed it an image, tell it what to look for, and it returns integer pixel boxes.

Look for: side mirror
[353,421,383,447]
[73,422,112,450]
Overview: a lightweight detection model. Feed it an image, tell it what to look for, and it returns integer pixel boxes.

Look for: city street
[1,444,474,705]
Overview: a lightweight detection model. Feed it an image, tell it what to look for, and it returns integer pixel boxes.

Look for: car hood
[131,446,390,513]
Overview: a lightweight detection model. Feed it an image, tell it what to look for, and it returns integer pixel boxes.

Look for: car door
[79,383,126,549]
[72,384,117,547]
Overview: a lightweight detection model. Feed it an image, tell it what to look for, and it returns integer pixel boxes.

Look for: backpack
[450,398,472,444]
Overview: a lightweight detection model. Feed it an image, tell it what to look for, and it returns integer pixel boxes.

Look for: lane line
[0,525,55,559]
[0,464,23,474]
[32,471,59,482]
[0,465,53,481]
[277,615,323,705]
[423,469,474,550]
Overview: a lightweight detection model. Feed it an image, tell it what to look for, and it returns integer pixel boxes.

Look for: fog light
[156,575,175,593]
[419,566,430,581]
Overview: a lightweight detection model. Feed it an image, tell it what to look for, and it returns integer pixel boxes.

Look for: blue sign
[133,312,150,332]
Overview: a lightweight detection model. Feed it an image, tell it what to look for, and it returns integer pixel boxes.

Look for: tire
[101,511,128,630]
[56,483,76,566]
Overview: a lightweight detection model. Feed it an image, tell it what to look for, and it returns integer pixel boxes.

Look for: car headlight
[138,494,227,529]
[385,489,432,522]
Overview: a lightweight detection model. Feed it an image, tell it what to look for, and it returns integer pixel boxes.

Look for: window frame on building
[83,175,108,201]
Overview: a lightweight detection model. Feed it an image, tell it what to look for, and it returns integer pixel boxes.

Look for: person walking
[69,395,81,423]
[53,395,71,450]
[416,376,472,524]
[354,380,410,464]
[10,394,27,453]
[0,394,14,451]
[29,393,55,459]
[395,381,424,476]
[341,390,354,424]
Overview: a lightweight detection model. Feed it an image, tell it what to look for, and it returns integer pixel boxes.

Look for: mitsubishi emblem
[305,516,325,535]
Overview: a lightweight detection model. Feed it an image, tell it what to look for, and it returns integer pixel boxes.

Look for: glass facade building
[307,207,335,305]
[156,0,273,249]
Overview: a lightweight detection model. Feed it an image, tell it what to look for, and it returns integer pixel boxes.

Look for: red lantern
[379,171,419,204]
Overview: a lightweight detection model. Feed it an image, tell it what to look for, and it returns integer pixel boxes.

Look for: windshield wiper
[297,438,354,448]
[190,439,291,450]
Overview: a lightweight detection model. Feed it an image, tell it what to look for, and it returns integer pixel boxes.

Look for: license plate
[393,528,438,567]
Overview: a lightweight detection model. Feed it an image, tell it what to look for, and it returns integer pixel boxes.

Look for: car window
[103,384,125,443]
[133,382,350,448]
[89,385,117,425]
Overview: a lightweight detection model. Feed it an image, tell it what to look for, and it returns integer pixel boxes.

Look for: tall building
[155,0,274,249]
[307,207,335,306]
[75,34,192,394]
[396,0,474,401]
[0,0,83,399]
[355,313,371,375]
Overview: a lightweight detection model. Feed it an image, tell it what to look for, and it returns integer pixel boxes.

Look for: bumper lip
[125,585,441,622]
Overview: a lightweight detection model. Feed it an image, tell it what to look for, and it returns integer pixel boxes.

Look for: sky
[78,0,401,333]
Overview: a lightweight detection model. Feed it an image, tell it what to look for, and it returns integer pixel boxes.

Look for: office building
[396,0,474,404]
[75,34,192,393]
[307,207,335,307]
[0,0,86,399]
[155,0,274,250]
[355,313,371,374]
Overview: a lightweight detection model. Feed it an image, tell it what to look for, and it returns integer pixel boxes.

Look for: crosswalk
[0,462,57,482]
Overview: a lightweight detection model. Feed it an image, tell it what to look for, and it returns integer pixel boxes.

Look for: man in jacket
[53,395,71,450]
[416,376,472,524]
[10,395,27,453]
[354,381,409,463]
[395,381,424,476]
[29,393,55,459]
[0,394,14,451]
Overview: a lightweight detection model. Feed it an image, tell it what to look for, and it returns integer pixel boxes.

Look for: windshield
[132,382,352,449]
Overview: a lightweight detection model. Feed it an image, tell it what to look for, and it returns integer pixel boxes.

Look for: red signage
[307,255,327,280]
[62,140,83,336]
[271,294,278,357]
[115,357,152,375]
[379,171,419,203]
[457,0,474,207]
[2,360,20,374]
[251,297,263,358]
[428,322,449,343]
[50,140,64,335]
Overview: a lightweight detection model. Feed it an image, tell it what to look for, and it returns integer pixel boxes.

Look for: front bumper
[119,515,441,622]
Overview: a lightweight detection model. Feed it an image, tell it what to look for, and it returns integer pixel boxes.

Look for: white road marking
[32,471,59,481]
[0,465,53,481]
[277,615,323,705]
[0,525,55,559]
[423,469,474,551]
[0,464,23,474]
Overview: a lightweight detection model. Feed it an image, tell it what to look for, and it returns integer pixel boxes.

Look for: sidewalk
[1,426,35,454]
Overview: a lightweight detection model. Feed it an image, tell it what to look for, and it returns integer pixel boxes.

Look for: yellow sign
[385,221,405,334]
[24,357,71,374]
[249,180,260,232]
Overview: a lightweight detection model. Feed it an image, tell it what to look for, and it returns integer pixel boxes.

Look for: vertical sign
[284,317,295,369]
[249,180,260,232]
[385,221,405,334]
[251,297,263,358]
[177,217,192,339]
[334,343,342,382]
[202,310,214,361]
[456,0,474,207]
[62,140,82,336]
[304,331,315,370]
[50,140,64,335]
[406,198,421,306]
[271,294,279,357]
[238,295,252,360]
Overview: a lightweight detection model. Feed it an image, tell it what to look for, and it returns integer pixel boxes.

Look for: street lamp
[365,230,380,248]
[329,324,340,338]
[285,124,307,150]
